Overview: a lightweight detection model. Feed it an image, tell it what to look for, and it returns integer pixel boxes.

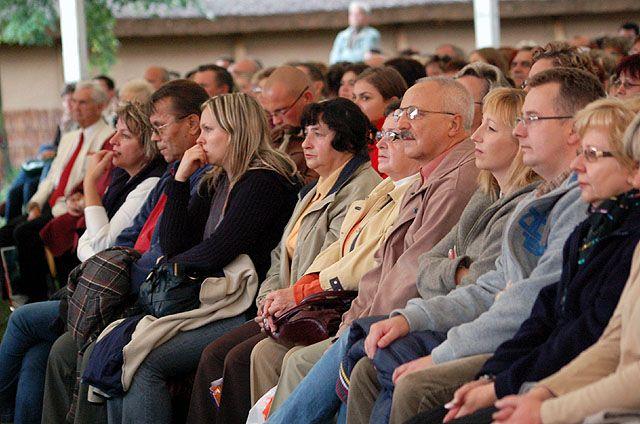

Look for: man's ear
[448,115,464,137]
[303,90,315,103]
[566,120,580,147]
[187,114,200,135]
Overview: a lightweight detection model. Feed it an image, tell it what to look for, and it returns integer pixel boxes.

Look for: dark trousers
[186,320,266,424]
[41,332,108,424]
[406,406,496,424]
[4,170,41,221]
[0,208,52,301]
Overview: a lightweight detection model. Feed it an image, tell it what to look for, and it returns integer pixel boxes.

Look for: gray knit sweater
[412,182,540,302]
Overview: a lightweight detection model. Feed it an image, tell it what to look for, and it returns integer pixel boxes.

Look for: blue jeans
[0,301,61,424]
[107,314,246,424]
[4,169,41,222]
[268,331,350,424]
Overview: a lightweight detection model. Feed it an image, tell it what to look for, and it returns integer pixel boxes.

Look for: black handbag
[138,261,205,318]
[264,290,358,347]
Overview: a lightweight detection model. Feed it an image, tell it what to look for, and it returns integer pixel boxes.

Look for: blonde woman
[108,93,302,424]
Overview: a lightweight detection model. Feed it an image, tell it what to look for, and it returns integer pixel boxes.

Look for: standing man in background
[330,2,381,64]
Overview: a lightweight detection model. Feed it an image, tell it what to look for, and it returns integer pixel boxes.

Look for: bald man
[261,66,318,183]
[229,59,262,94]
[143,66,170,90]
[229,58,261,77]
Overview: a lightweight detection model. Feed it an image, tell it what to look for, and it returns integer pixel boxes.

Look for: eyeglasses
[375,130,412,142]
[613,78,640,91]
[151,114,191,136]
[515,114,573,127]
[393,106,455,122]
[268,86,309,119]
[576,146,615,162]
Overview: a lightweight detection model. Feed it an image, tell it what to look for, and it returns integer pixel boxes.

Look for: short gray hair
[349,1,371,14]
[418,76,474,131]
[455,62,512,98]
[75,80,108,105]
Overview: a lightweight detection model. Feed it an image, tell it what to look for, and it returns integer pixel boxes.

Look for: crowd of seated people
[1,12,640,424]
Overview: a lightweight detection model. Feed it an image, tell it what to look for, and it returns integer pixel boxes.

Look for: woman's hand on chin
[175,145,207,182]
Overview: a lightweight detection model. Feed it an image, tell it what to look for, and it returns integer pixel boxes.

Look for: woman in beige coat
[492,105,640,424]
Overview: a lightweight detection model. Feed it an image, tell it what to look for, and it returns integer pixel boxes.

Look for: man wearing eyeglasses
[342,68,604,424]
[40,79,211,424]
[261,66,318,184]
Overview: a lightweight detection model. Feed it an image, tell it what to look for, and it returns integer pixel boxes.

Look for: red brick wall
[4,109,61,167]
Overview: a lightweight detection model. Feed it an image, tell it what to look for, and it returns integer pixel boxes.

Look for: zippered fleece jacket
[392,173,588,364]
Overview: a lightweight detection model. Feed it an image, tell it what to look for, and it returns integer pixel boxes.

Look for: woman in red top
[352,67,408,176]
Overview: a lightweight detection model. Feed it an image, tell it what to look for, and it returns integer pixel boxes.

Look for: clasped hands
[255,287,297,332]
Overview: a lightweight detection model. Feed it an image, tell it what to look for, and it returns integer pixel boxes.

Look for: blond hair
[478,87,540,198]
[115,101,159,159]
[575,97,638,168]
[199,93,299,190]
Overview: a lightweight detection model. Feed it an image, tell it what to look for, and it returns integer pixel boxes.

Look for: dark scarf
[102,156,166,219]
[579,189,640,265]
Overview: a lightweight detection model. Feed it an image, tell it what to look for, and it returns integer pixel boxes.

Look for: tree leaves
[0,0,196,72]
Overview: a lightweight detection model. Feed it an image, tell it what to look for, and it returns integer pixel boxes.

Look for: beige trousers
[250,337,332,414]
[346,354,491,424]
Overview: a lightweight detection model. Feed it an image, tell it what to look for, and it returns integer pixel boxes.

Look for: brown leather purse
[264,290,358,347]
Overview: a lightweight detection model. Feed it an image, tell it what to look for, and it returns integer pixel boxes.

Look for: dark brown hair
[355,66,407,101]
[150,79,209,118]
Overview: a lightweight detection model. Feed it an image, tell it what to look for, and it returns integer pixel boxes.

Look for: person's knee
[351,358,378,390]
[200,340,226,370]
[224,342,252,370]
[7,304,29,329]
[48,333,77,371]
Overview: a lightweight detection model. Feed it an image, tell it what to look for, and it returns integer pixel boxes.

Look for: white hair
[418,76,475,131]
[119,78,155,104]
[349,1,371,14]
[455,62,511,96]
[75,80,108,105]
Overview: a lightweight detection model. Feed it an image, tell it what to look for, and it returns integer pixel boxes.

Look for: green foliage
[0,0,197,72]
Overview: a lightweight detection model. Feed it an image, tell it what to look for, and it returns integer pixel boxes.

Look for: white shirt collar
[81,117,106,141]
[393,172,420,187]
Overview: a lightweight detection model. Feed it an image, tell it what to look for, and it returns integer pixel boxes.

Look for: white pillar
[59,0,89,82]
[473,0,500,49]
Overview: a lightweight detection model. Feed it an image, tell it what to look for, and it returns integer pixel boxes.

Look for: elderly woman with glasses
[415,98,640,424]
[352,67,407,175]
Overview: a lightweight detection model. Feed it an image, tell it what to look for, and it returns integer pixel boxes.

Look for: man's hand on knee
[364,315,410,359]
